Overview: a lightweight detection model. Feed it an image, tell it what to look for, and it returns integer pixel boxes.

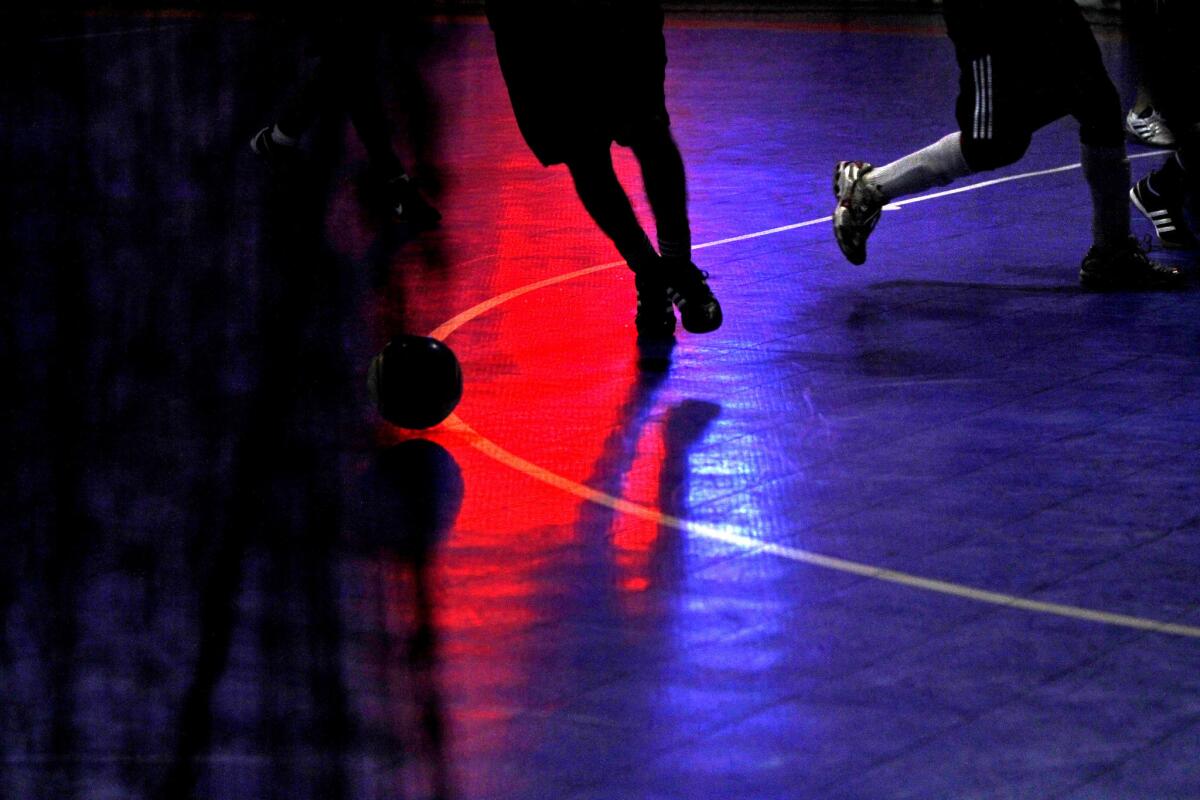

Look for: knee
[960,133,1030,171]
[1077,83,1124,149]
[564,142,614,175]
[565,144,621,195]
[625,116,675,154]
[1177,126,1200,183]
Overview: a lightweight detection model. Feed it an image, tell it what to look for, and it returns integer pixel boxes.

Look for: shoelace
[1125,238,1177,274]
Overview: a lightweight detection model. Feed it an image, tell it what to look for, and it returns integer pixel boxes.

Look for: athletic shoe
[249,126,301,174]
[1124,106,1175,148]
[662,258,722,333]
[1079,236,1183,290]
[1130,176,1197,249]
[384,175,441,227]
[832,160,884,265]
[634,271,677,340]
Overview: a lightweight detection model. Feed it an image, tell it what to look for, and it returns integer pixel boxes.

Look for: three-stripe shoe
[832,160,884,266]
[662,258,722,334]
[1130,176,1196,249]
[1125,106,1175,148]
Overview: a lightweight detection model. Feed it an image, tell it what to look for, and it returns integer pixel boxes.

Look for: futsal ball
[367,335,463,429]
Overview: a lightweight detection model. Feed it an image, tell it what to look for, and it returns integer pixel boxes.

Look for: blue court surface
[4,10,1199,800]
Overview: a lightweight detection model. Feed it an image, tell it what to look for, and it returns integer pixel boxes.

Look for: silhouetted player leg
[489,0,720,339]
[564,146,672,338]
[627,121,721,335]
[566,136,722,337]
[630,123,689,262]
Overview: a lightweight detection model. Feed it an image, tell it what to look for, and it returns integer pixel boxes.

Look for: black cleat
[1130,176,1197,249]
[1079,236,1184,291]
[662,258,722,334]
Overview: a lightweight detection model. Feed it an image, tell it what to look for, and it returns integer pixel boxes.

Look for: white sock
[869,132,972,201]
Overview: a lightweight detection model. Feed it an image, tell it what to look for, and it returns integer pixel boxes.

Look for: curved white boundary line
[432,153,1200,639]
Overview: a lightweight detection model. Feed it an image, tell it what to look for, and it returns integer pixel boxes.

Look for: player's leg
[831,43,1027,265]
[564,144,677,338]
[832,132,973,266]
[269,53,326,152]
[250,33,325,173]
[832,0,1058,267]
[1061,10,1183,288]
[1129,1,1200,248]
[250,13,359,172]
[630,122,689,264]
[327,23,440,225]
[1121,0,1175,147]
[629,122,721,335]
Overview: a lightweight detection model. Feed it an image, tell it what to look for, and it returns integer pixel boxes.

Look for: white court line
[897,151,1163,207]
[681,150,1167,252]
[431,153,1200,639]
[38,24,197,43]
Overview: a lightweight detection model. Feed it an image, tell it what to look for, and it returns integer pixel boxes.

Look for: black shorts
[945,0,1122,169]
[488,2,669,166]
[1128,0,1200,134]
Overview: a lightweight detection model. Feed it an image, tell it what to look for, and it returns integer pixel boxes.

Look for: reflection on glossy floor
[4,10,1200,800]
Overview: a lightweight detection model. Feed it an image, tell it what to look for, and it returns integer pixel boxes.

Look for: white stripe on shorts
[973,55,992,141]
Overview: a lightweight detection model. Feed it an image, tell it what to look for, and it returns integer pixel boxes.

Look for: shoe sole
[1079,272,1184,291]
[675,300,722,334]
[832,161,877,265]
[1079,261,1185,291]
[834,216,871,264]
[681,313,722,335]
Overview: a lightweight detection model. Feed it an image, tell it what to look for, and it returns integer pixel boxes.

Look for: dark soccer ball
[367,335,463,429]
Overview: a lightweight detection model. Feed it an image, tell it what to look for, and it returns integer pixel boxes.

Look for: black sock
[566,148,658,270]
[631,125,691,262]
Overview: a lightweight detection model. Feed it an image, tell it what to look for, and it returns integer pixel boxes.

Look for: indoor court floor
[4,8,1200,800]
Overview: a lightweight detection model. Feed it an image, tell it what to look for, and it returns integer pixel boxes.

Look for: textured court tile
[1056,724,1200,800]
[573,678,969,800]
